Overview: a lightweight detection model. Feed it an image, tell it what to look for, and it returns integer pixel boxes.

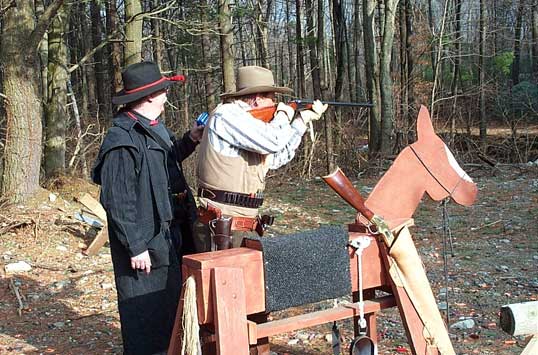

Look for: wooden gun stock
[248,102,300,123]
[322,168,374,220]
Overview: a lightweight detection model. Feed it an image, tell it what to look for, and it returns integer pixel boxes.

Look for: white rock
[49,193,57,202]
[287,339,299,345]
[5,261,32,273]
[101,283,114,290]
[325,334,333,343]
[56,245,68,252]
[450,319,475,330]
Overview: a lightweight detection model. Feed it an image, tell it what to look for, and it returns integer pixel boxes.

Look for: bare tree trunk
[305,0,321,98]
[201,0,216,110]
[91,2,109,119]
[295,0,306,97]
[285,0,295,86]
[428,0,436,77]
[479,0,488,146]
[152,0,165,68]
[44,3,70,177]
[80,2,98,118]
[363,0,381,155]
[107,1,123,96]
[1,0,64,202]
[254,0,272,68]
[399,1,408,134]
[353,0,364,101]
[449,0,462,142]
[379,0,400,154]
[511,0,525,86]
[318,0,328,93]
[219,0,236,93]
[36,0,48,102]
[125,0,143,65]
[533,0,538,80]
[405,0,415,136]
[332,0,345,102]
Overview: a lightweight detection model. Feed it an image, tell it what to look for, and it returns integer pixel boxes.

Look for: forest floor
[0,163,537,355]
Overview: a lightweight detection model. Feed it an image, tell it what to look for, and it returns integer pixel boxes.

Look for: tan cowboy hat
[220,66,293,98]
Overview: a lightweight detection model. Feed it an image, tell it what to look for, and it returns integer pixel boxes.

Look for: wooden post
[212,267,249,355]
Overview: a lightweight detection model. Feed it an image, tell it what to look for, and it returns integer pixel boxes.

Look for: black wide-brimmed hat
[112,61,185,105]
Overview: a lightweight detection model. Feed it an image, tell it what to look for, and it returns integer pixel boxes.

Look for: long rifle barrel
[293,99,374,108]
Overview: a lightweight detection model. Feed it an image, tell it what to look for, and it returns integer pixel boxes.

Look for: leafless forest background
[1,0,538,201]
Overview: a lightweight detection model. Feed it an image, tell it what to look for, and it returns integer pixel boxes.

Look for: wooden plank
[77,193,107,222]
[255,296,396,339]
[521,334,538,355]
[82,228,109,256]
[247,320,258,345]
[167,283,187,355]
[212,267,249,355]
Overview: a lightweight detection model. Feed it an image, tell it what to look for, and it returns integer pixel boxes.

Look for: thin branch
[0,0,15,17]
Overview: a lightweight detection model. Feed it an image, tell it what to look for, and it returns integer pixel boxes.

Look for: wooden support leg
[378,241,439,355]
[167,282,186,355]
[212,267,249,355]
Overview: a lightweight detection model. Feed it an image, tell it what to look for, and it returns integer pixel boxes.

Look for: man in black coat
[92,61,203,355]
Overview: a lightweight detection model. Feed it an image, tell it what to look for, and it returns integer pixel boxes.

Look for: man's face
[150,89,168,113]
[249,92,276,109]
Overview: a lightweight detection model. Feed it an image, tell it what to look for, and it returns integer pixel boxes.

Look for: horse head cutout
[365,105,478,221]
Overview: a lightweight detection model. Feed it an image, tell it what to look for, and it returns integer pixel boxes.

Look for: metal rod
[293,99,374,107]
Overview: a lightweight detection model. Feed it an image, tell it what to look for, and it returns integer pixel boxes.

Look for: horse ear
[416,105,437,142]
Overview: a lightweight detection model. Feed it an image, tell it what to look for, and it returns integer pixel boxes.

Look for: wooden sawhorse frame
[168,219,441,355]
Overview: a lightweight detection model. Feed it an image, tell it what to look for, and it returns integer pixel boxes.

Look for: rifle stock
[322,168,374,220]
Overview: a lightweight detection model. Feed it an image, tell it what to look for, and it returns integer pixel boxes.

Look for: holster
[255,214,275,236]
[211,216,233,250]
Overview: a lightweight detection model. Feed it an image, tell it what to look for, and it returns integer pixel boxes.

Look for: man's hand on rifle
[299,99,329,124]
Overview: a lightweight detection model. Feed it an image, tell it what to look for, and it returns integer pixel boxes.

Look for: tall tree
[379,0,400,154]
[201,0,216,110]
[219,0,235,93]
[511,0,525,86]
[44,3,70,177]
[532,0,538,82]
[106,1,123,95]
[363,0,381,155]
[479,0,488,146]
[91,1,109,118]
[124,0,143,65]
[295,0,306,97]
[305,0,321,98]
[1,0,64,202]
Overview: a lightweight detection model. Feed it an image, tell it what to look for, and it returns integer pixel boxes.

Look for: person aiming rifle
[193,65,330,252]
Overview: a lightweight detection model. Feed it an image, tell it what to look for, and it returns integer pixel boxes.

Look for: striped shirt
[207,100,307,170]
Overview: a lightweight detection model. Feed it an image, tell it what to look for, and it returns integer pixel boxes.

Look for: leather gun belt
[198,187,263,208]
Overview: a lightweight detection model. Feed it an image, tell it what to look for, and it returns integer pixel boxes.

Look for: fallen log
[500,301,538,336]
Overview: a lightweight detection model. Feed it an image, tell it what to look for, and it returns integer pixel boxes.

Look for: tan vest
[197,114,267,217]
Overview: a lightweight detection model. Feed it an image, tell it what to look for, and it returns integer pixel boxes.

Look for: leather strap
[231,216,258,232]
[198,187,264,208]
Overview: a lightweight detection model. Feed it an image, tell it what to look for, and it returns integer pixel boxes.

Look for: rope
[181,276,201,355]
[441,199,455,326]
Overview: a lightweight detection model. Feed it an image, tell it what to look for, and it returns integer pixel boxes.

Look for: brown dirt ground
[0,164,537,355]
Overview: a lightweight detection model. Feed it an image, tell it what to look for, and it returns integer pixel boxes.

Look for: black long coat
[92,112,197,355]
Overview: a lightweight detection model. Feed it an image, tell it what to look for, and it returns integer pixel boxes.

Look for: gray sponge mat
[248,225,351,312]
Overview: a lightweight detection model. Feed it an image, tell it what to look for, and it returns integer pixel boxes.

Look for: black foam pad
[247,225,351,312]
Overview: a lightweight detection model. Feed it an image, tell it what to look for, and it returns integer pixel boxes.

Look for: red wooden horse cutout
[365,105,477,221]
